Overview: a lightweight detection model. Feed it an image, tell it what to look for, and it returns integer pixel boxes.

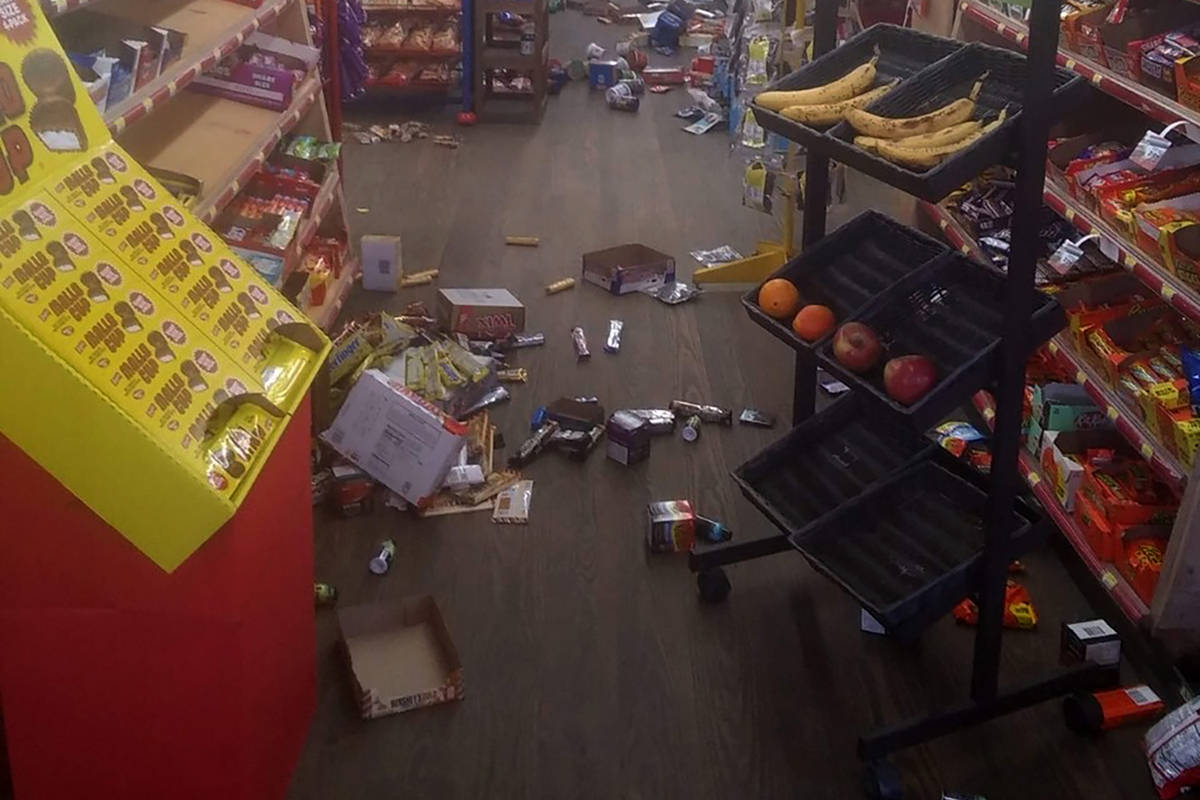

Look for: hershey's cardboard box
[321,370,468,505]
[360,234,403,291]
[437,288,524,338]
[582,243,675,295]
[338,596,464,719]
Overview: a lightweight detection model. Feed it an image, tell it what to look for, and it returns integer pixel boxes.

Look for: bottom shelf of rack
[972,392,1151,624]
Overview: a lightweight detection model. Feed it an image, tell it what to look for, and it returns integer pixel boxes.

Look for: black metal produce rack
[692,1,1121,796]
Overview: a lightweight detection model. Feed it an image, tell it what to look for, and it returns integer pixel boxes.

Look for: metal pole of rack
[791,0,838,426]
[968,0,1061,702]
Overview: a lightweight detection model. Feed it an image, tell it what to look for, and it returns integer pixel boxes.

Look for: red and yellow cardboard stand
[0,4,328,797]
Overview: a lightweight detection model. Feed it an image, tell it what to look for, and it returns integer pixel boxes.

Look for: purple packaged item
[190,32,321,111]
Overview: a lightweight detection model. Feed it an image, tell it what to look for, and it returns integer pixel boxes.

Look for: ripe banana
[854,135,884,153]
[756,56,879,111]
[780,80,897,126]
[875,108,1008,170]
[892,120,981,148]
[845,74,987,140]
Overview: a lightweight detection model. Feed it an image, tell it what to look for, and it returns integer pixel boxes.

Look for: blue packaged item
[1182,348,1200,416]
[651,10,683,48]
[531,406,548,430]
[588,60,619,88]
[666,0,694,19]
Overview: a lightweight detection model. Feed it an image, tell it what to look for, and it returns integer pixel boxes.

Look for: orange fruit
[792,304,836,342]
[758,278,801,319]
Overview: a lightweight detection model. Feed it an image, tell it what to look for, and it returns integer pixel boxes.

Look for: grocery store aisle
[288,13,1155,800]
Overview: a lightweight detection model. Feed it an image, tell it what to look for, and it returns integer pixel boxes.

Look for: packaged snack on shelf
[1076,490,1121,561]
[1064,1,1112,60]
[190,32,320,111]
[1040,428,1124,512]
[1133,192,1200,254]
[1141,33,1200,97]
[55,9,186,103]
[1118,533,1169,605]
[1081,461,1177,526]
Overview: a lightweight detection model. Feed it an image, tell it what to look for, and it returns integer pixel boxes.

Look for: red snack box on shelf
[1083,305,1177,386]
[1063,2,1113,58]
[1133,192,1200,254]
[1117,533,1169,605]
[1076,490,1120,561]
[1080,461,1177,526]
[1096,169,1200,239]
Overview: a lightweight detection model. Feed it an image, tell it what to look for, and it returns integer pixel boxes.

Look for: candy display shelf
[98,0,293,134]
[1046,336,1189,493]
[364,45,462,58]
[1042,182,1200,323]
[960,0,1200,131]
[920,200,1191,492]
[361,3,461,12]
[972,391,1152,623]
[117,73,322,223]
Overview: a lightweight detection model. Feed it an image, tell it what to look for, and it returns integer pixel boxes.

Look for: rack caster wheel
[862,760,903,800]
[697,568,731,603]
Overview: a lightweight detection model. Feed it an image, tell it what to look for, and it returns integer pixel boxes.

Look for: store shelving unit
[359,0,465,94]
[51,0,356,333]
[971,391,1152,623]
[473,0,547,122]
[698,3,1125,795]
[41,0,99,15]
[959,0,1200,132]
[917,201,1191,494]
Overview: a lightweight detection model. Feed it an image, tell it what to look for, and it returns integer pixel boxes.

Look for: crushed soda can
[605,319,623,353]
[571,326,591,359]
[670,400,732,426]
[369,539,396,575]
[681,414,702,442]
[314,583,338,607]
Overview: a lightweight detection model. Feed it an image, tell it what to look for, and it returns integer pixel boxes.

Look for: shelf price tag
[1097,236,1120,262]
[1101,571,1119,590]
[1131,121,1188,171]
[1048,234,1099,274]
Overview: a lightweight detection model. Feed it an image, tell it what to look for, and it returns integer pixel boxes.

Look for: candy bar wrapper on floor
[493,480,534,524]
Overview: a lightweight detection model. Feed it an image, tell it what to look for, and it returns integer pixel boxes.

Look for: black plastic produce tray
[787,457,1041,639]
[753,24,964,153]
[742,210,946,353]
[732,393,936,537]
[823,42,1085,202]
[816,252,1065,430]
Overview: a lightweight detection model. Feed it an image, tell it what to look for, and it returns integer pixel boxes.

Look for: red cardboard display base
[0,398,316,800]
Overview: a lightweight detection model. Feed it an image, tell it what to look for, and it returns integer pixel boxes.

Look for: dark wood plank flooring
[289,13,1158,799]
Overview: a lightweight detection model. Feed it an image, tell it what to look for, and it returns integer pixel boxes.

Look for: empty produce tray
[742,210,946,353]
[816,251,1065,429]
[752,24,965,153]
[823,42,1085,201]
[732,393,935,537]
[788,457,1042,639]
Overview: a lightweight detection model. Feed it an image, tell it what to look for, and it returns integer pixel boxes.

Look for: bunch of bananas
[847,74,1006,170]
[754,56,897,127]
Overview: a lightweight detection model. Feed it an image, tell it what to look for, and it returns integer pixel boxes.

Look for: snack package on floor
[952,580,1038,629]
[1145,696,1200,798]
[493,480,533,524]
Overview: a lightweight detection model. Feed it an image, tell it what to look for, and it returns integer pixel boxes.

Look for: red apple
[832,322,882,373]
[884,355,938,405]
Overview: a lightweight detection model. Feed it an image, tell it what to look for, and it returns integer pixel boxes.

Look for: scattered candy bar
[493,480,534,524]
[546,278,576,294]
[571,326,590,360]
[669,400,732,426]
[605,320,623,353]
[738,408,775,427]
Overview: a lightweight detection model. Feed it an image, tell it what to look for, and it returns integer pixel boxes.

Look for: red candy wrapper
[953,580,1038,629]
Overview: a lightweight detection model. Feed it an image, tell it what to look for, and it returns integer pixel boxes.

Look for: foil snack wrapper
[624,408,676,434]
[571,326,591,359]
[669,400,732,426]
[605,320,623,353]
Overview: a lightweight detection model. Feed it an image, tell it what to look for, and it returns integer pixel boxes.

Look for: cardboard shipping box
[437,288,524,338]
[582,243,675,295]
[321,370,468,505]
[338,596,464,719]
[360,234,404,292]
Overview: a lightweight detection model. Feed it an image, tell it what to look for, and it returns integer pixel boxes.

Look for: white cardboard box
[360,234,403,292]
[321,370,468,505]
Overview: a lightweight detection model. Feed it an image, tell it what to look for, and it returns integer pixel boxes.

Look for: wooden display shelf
[973,390,1152,623]
[1042,181,1200,323]
[303,258,359,331]
[98,0,293,134]
[477,0,545,13]
[960,0,1200,132]
[1046,336,1189,494]
[478,42,547,70]
[117,73,322,223]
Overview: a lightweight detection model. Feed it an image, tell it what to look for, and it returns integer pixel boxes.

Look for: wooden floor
[288,13,1158,800]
